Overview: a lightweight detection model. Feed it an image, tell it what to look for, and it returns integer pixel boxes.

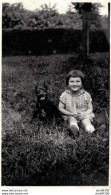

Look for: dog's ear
[43,79,52,94]
[35,85,38,94]
[43,78,50,88]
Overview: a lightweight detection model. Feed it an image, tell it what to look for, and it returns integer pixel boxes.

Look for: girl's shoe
[70,125,80,138]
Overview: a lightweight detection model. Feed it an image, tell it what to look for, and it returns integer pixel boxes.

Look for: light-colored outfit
[59,89,95,121]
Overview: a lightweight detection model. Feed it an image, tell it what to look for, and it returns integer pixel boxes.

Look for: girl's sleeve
[59,92,66,105]
[85,92,92,103]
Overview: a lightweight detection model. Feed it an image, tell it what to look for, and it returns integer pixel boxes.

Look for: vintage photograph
[2,0,110,186]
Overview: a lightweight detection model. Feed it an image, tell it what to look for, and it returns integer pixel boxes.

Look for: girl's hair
[66,70,85,85]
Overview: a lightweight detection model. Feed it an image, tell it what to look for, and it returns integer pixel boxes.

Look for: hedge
[2,29,109,56]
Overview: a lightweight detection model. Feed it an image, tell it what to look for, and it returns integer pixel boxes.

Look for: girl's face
[68,77,82,92]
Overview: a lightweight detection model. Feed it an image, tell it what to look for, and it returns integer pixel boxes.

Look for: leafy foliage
[72,3,102,13]
[2,3,29,29]
[2,3,108,30]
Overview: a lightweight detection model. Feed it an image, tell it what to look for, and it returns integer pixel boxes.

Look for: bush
[2,29,109,56]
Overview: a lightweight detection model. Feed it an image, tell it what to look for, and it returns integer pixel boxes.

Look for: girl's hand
[71,113,80,119]
[76,112,86,120]
[71,113,78,118]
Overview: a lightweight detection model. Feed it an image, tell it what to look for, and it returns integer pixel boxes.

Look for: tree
[72,3,102,59]
[2,3,33,29]
[3,2,103,31]
[30,4,60,29]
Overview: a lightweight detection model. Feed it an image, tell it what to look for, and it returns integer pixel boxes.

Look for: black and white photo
[2,0,110,188]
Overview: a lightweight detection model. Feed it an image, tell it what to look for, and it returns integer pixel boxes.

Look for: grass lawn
[2,53,109,186]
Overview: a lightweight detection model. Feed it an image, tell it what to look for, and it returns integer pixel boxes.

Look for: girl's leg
[81,118,95,133]
[69,117,79,136]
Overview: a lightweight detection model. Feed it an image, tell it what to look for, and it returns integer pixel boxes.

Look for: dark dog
[31,83,63,123]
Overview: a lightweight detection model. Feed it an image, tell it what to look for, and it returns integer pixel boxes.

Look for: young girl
[59,70,95,137]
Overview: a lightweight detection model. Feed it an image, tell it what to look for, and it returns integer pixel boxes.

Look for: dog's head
[35,85,49,103]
